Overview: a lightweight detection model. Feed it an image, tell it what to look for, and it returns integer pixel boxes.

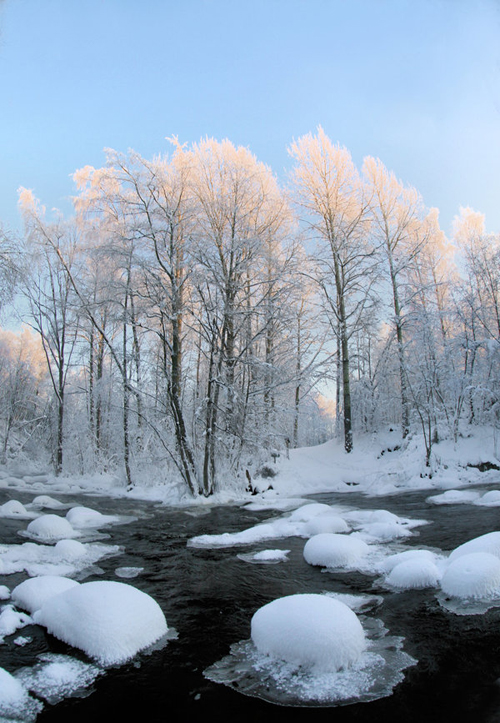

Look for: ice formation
[303,533,369,568]
[16,653,102,705]
[0,604,32,641]
[251,594,366,672]
[25,514,78,541]
[12,576,80,614]
[0,666,43,721]
[441,552,500,599]
[205,594,416,706]
[34,580,168,665]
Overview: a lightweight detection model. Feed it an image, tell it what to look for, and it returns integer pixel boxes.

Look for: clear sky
[1,0,499,237]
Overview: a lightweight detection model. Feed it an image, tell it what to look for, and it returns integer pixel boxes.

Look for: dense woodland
[0,129,498,495]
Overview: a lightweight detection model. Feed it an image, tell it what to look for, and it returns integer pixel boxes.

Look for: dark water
[2,484,500,722]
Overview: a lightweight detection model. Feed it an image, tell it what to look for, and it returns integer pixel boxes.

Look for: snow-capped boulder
[34,580,168,666]
[304,513,350,536]
[303,533,369,568]
[385,558,441,589]
[441,552,500,599]
[251,594,366,672]
[26,514,78,542]
[12,576,80,614]
[54,539,87,560]
[66,506,117,528]
[449,531,500,562]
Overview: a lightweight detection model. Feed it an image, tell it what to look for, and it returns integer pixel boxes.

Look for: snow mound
[25,514,78,542]
[304,513,350,536]
[54,539,87,559]
[380,549,438,573]
[358,521,413,542]
[289,503,336,522]
[385,558,441,589]
[251,594,366,672]
[34,580,168,666]
[0,500,36,519]
[66,506,118,528]
[303,533,369,568]
[30,495,66,510]
[427,490,481,505]
[12,576,80,614]
[474,491,500,507]
[0,666,43,722]
[449,531,500,561]
[0,604,32,641]
[441,552,500,599]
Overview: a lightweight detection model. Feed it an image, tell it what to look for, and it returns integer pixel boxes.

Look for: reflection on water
[1,485,500,721]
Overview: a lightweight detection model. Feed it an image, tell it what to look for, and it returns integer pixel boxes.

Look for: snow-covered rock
[251,594,366,672]
[12,576,80,614]
[34,580,168,666]
[385,558,441,589]
[54,539,87,559]
[449,531,500,561]
[303,533,369,568]
[25,514,78,542]
[0,500,33,518]
[304,513,350,536]
[66,506,118,528]
[441,552,500,599]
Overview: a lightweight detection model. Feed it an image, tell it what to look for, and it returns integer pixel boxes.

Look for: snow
[0,499,38,519]
[380,549,440,574]
[65,506,119,528]
[0,604,32,641]
[427,489,482,505]
[304,513,350,536]
[0,538,120,578]
[303,533,370,568]
[24,514,79,542]
[34,580,168,666]
[115,566,143,578]
[385,558,441,589]
[0,666,43,722]
[250,594,366,672]
[441,552,500,599]
[448,531,500,561]
[15,653,102,706]
[12,576,80,614]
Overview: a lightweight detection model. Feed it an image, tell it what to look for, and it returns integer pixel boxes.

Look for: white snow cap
[66,506,117,528]
[34,580,168,666]
[251,593,366,672]
[12,576,80,614]
[26,514,78,541]
[441,552,500,599]
[449,531,500,561]
[385,558,441,589]
[0,666,42,721]
[303,533,369,568]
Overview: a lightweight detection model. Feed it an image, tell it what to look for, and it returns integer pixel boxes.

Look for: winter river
[2,484,500,722]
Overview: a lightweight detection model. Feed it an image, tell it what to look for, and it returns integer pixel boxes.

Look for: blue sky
[1,0,499,236]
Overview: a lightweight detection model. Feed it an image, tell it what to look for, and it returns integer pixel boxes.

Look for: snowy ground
[1,426,497,506]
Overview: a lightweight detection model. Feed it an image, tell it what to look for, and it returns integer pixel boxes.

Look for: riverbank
[0,425,498,507]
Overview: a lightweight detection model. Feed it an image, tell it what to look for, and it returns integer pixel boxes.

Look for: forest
[0,128,498,496]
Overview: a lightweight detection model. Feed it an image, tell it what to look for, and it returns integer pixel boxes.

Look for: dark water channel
[2,484,500,722]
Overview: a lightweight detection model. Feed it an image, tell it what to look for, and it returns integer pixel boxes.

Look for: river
[2,484,500,722]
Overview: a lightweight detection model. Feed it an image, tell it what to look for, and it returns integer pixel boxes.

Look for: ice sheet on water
[15,653,102,705]
[115,566,144,579]
[204,616,415,707]
[237,549,290,564]
[0,539,120,578]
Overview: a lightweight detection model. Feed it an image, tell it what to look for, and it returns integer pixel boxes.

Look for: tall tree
[289,127,373,452]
